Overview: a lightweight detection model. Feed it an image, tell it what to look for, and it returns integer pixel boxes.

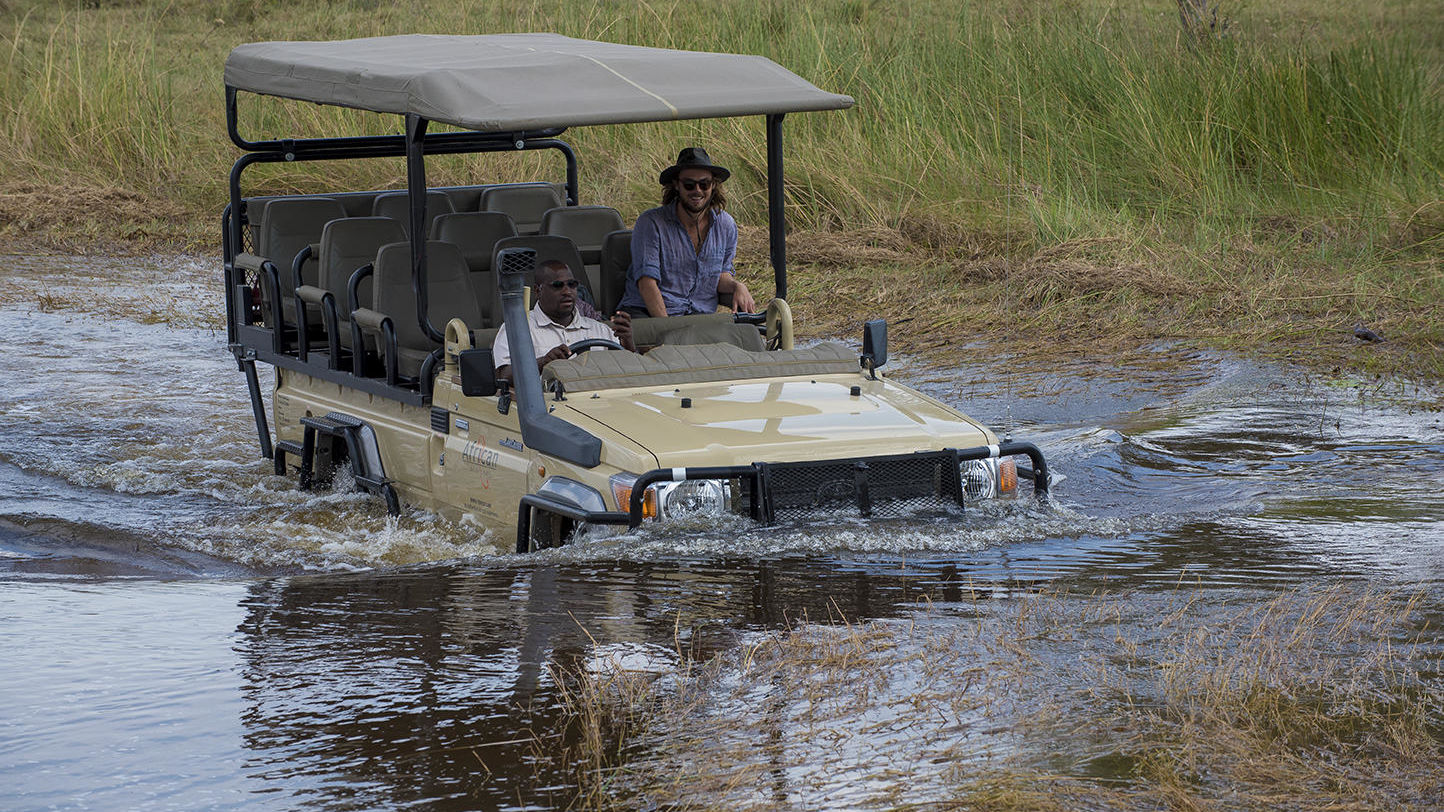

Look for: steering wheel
[567,338,625,354]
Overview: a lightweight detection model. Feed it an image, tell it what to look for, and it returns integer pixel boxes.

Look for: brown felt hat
[659,146,730,185]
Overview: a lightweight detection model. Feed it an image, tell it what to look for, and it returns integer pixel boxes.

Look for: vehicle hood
[559,375,995,468]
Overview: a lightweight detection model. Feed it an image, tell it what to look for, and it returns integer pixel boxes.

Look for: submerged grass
[0,0,1439,376]
[541,584,1443,810]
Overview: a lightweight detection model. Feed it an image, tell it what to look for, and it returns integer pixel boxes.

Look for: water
[1,255,1441,809]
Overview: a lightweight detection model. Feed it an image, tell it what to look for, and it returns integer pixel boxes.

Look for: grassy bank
[542,585,1443,809]
[1,0,1440,376]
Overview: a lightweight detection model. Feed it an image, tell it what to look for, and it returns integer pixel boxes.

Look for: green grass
[1,0,1440,376]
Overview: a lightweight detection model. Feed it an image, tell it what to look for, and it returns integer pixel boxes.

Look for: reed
[539,584,1443,809]
[1,0,1439,375]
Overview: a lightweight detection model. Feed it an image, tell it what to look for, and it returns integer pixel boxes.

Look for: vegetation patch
[539,584,1443,810]
[0,0,1438,377]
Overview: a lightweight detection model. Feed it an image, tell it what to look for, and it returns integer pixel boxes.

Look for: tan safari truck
[221,34,1049,552]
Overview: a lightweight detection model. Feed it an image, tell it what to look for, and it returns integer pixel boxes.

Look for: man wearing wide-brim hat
[619,147,755,317]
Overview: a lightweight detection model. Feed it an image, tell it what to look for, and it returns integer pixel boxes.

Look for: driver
[492,260,634,381]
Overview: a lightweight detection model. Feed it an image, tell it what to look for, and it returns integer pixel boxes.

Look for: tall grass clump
[859,9,1443,245]
[535,585,1443,809]
[5,0,1439,238]
[1,0,1439,371]
[0,9,193,193]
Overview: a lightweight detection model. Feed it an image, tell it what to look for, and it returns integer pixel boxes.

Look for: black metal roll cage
[223,85,791,349]
[223,86,792,460]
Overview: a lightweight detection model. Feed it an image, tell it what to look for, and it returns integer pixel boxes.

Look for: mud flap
[287,412,402,516]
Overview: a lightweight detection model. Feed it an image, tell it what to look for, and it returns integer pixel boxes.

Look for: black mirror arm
[496,380,512,415]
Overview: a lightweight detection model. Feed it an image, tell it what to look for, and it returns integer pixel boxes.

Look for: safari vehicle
[222,34,1049,552]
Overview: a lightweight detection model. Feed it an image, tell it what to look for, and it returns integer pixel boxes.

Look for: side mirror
[459,348,498,397]
[861,319,887,378]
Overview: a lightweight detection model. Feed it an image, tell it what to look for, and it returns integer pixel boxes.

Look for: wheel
[567,338,625,353]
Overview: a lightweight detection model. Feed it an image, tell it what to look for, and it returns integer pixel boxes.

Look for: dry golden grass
[0,181,198,253]
[536,584,1443,810]
[1,0,1438,380]
[729,222,1444,381]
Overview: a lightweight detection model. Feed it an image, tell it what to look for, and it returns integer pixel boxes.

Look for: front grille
[753,450,964,523]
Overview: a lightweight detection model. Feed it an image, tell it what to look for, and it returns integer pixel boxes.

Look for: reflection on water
[1,255,1442,809]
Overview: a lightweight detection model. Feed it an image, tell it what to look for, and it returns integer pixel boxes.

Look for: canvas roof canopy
[224,33,855,132]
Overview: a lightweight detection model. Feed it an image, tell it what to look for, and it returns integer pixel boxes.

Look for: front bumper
[514,442,1050,552]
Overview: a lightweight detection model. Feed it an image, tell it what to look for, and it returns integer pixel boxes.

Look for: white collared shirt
[492,304,619,370]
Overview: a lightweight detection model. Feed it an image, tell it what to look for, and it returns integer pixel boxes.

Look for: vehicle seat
[296,216,407,353]
[658,321,765,351]
[489,235,593,319]
[372,191,455,238]
[254,196,348,329]
[598,229,632,316]
[480,184,563,234]
[629,312,763,352]
[358,241,483,382]
[430,211,518,273]
[540,205,625,268]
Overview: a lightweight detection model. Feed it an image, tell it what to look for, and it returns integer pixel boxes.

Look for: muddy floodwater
[2,255,1442,810]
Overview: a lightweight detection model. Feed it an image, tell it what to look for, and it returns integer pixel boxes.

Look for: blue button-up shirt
[618,204,737,316]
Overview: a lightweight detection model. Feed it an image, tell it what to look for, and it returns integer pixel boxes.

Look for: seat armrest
[352,308,400,385]
[233,252,265,274]
[296,284,328,306]
[352,307,388,334]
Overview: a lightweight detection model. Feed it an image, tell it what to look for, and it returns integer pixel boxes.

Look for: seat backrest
[630,312,736,349]
[318,216,406,315]
[430,211,518,272]
[540,205,626,266]
[661,321,765,351]
[371,191,455,238]
[480,184,564,234]
[370,241,484,379]
[470,269,502,330]
[489,235,592,318]
[257,197,349,291]
[598,229,632,316]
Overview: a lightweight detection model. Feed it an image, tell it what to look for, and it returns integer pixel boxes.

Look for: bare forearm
[718,273,754,313]
[638,276,667,318]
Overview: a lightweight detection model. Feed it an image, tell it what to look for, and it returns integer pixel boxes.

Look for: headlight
[962,458,996,500]
[609,473,729,520]
[960,457,1019,500]
[609,473,655,517]
[658,479,728,519]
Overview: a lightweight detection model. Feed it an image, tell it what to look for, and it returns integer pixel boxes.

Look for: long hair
[662,181,727,211]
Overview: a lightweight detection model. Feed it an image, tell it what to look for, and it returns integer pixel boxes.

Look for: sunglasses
[679,177,714,191]
[545,279,580,290]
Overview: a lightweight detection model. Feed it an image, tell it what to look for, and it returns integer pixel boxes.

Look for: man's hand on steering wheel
[535,342,572,373]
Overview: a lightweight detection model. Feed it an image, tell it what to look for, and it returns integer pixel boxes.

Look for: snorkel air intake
[496,247,603,468]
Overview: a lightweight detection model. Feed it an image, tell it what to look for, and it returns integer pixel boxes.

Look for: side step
[275,412,401,516]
